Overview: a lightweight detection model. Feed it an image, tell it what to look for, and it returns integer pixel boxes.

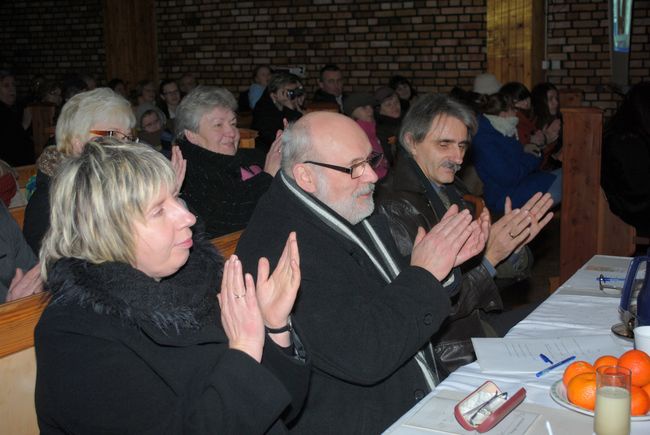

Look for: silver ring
[234,293,245,299]
[508,232,516,239]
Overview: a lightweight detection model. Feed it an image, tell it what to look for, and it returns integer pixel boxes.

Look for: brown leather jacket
[374,150,503,380]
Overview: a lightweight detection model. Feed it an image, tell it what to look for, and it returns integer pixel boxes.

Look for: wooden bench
[25,103,56,158]
[0,229,243,434]
[238,128,258,149]
[9,205,26,230]
[14,164,37,188]
[0,292,50,434]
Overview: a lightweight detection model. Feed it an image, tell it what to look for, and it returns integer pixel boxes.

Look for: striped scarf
[280,172,440,388]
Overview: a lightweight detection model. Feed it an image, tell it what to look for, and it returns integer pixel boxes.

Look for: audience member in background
[138,109,173,155]
[108,78,128,99]
[375,86,403,166]
[252,72,304,153]
[178,72,198,97]
[80,74,97,91]
[473,73,501,96]
[0,70,35,166]
[375,94,553,378]
[499,81,544,149]
[135,79,158,107]
[23,88,137,254]
[472,93,561,213]
[134,80,166,130]
[35,138,308,433]
[1,202,42,302]
[343,92,388,179]
[247,64,272,110]
[601,81,650,235]
[61,74,88,103]
[531,82,562,169]
[0,159,18,207]
[390,75,417,113]
[176,86,281,238]
[22,81,64,132]
[236,111,487,434]
[159,79,182,132]
[312,63,345,111]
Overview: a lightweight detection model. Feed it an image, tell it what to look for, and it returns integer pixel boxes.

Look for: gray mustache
[441,161,461,173]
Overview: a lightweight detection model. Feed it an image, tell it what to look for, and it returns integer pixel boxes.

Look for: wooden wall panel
[487,0,544,89]
[559,107,635,282]
[102,0,158,92]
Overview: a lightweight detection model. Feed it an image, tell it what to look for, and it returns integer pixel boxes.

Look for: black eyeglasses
[90,130,139,143]
[303,151,383,179]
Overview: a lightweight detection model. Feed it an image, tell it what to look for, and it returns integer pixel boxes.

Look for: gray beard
[313,172,375,225]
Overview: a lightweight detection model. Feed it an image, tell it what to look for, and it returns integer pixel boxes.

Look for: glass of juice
[594,365,631,435]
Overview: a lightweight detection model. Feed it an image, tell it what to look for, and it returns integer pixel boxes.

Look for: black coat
[601,129,650,235]
[22,169,51,253]
[35,237,309,434]
[178,138,273,238]
[0,102,34,166]
[236,174,452,434]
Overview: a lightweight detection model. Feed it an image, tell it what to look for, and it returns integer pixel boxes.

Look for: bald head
[281,111,371,176]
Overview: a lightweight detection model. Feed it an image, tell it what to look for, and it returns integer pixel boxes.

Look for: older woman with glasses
[176,86,282,238]
[35,138,308,434]
[23,88,135,253]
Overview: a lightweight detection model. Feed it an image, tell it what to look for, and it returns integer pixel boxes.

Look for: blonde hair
[40,137,176,278]
[55,88,135,155]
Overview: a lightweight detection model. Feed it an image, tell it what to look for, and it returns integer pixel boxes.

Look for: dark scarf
[46,236,223,334]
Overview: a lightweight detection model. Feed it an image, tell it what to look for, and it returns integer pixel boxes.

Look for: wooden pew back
[0,293,50,435]
[559,107,635,282]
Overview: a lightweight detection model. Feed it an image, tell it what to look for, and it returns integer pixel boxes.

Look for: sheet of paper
[472,335,627,373]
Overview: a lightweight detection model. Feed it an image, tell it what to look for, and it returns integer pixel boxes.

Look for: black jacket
[602,129,650,235]
[178,138,273,238]
[375,151,503,379]
[236,174,452,434]
[35,237,309,434]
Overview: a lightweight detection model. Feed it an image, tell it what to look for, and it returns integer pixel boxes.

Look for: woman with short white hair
[35,137,307,434]
[23,87,136,253]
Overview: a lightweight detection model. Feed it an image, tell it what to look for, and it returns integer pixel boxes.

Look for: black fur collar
[47,236,223,334]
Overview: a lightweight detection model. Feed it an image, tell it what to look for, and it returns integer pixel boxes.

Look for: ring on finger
[234,293,245,299]
[508,231,516,239]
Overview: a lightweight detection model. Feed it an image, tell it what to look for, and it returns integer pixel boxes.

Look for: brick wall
[546,0,650,116]
[1,0,648,114]
[0,0,105,95]
[154,0,488,97]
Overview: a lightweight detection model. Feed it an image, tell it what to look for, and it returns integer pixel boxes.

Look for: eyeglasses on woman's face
[90,130,139,143]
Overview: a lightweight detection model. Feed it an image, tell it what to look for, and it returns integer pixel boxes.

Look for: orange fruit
[594,355,618,370]
[618,350,650,387]
[567,372,597,410]
[630,386,650,416]
[642,382,650,399]
[563,360,595,387]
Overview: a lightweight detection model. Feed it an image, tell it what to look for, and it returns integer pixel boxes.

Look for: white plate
[550,380,650,421]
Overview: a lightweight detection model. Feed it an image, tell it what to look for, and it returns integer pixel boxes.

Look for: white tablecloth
[385,255,650,434]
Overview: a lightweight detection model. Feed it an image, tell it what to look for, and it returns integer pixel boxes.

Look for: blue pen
[597,275,625,283]
[535,355,576,378]
[539,353,554,364]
